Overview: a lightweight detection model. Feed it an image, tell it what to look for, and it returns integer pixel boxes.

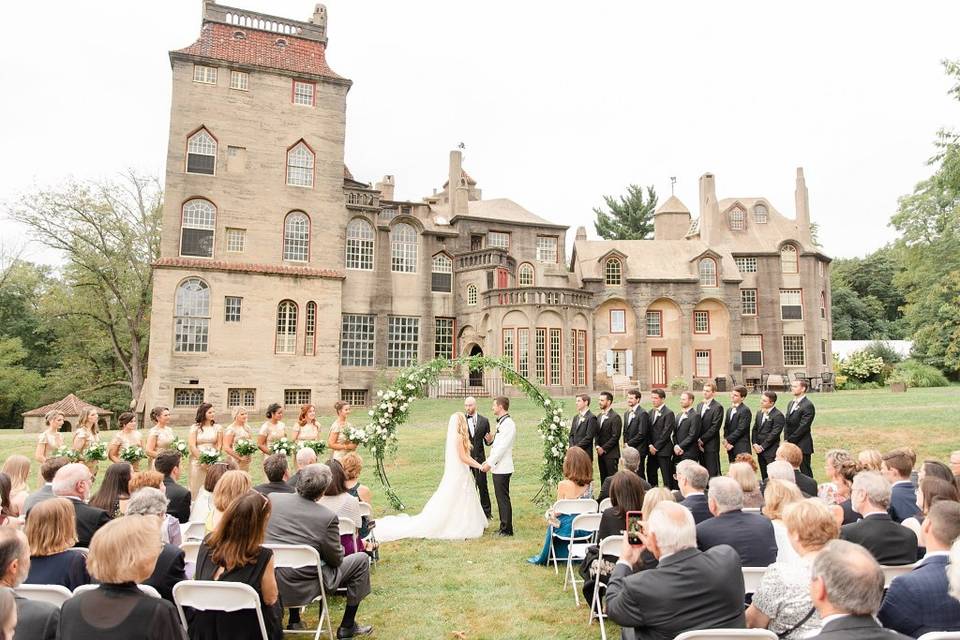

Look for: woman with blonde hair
[763,479,804,562]
[222,407,254,471]
[327,401,357,461]
[208,469,253,532]
[72,408,101,475]
[641,487,676,522]
[341,452,373,541]
[144,406,176,468]
[857,449,883,472]
[34,410,64,463]
[1,455,30,516]
[292,404,321,444]
[729,461,764,509]
[24,497,91,590]
[188,402,223,498]
[107,412,143,469]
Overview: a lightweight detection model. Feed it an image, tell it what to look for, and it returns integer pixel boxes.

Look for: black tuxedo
[648,406,677,489]
[596,409,622,482]
[163,475,191,524]
[751,407,784,479]
[696,400,724,477]
[144,542,187,602]
[840,513,919,566]
[785,396,816,476]
[723,404,752,462]
[679,493,713,524]
[68,498,110,549]
[466,412,492,518]
[672,408,701,463]
[569,410,599,460]
[794,470,818,497]
[622,404,650,480]
[814,614,912,640]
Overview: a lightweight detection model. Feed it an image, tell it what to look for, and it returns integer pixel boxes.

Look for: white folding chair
[598,498,613,512]
[14,584,72,607]
[181,540,202,564]
[72,583,161,598]
[563,512,603,606]
[742,567,767,595]
[918,633,960,640]
[264,544,332,640]
[173,581,269,640]
[547,499,600,574]
[339,516,359,553]
[674,629,778,640]
[588,535,623,640]
[357,502,378,567]
[181,521,207,542]
[881,563,917,588]
[742,507,761,514]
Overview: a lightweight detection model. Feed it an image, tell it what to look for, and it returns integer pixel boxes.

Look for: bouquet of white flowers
[233,439,258,457]
[171,437,190,458]
[198,448,222,465]
[84,442,107,462]
[296,440,327,456]
[344,425,369,445]
[51,445,80,462]
[120,446,146,463]
[269,437,294,457]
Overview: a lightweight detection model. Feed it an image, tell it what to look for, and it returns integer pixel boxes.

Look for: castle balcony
[344,188,380,212]
[454,248,516,273]
[481,286,593,310]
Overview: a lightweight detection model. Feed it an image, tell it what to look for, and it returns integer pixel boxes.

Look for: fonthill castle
[142,2,833,422]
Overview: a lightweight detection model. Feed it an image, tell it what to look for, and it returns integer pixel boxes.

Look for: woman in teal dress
[529,446,595,565]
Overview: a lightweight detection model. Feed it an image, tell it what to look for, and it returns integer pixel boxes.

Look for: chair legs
[588,583,608,640]
[564,553,581,606]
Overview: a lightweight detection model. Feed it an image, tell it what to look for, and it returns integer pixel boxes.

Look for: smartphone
[625,510,644,546]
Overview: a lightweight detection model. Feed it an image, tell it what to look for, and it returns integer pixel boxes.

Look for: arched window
[391,222,418,272]
[753,204,768,224]
[729,207,746,231]
[345,218,374,270]
[518,263,535,287]
[286,141,314,187]
[180,199,216,258]
[283,211,310,262]
[186,128,216,175]
[466,284,478,306]
[604,258,622,286]
[432,254,452,292]
[780,244,798,273]
[698,258,718,287]
[174,278,210,353]
[275,300,298,354]
[305,301,317,356]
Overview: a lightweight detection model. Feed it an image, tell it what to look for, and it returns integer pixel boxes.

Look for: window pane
[645,311,662,337]
[284,389,311,406]
[466,284,478,306]
[305,301,316,356]
[780,245,798,273]
[605,259,622,285]
[502,329,514,366]
[346,219,374,270]
[780,289,803,320]
[734,257,757,273]
[286,143,314,187]
[610,309,625,333]
[434,317,454,359]
[783,335,806,367]
[226,228,246,252]
[536,237,557,262]
[227,388,256,408]
[698,259,717,286]
[293,81,314,105]
[753,204,768,223]
[549,329,561,385]
[341,314,375,367]
[174,278,210,353]
[488,232,509,249]
[340,389,367,406]
[230,71,249,91]
[391,223,418,273]
[729,208,745,230]
[224,296,242,322]
[181,199,216,258]
[388,316,419,367]
[694,310,709,333]
[742,333,763,366]
[695,350,711,377]
[518,264,534,287]
[741,289,757,315]
[517,328,529,377]
[535,328,546,384]
[275,301,297,354]
[283,212,310,262]
[174,388,204,406]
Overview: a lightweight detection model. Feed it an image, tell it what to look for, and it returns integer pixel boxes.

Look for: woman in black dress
[24,498,91,591]
[189,490,282,640]
[89,462,133,517]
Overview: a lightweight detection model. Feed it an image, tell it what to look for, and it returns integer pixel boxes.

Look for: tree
[0,337,43,427]
[10,172,163,408]
[593,184,658,240]
[830,248,906,340]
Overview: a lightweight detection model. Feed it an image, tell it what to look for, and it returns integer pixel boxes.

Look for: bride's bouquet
[84,442,107,462]
[120,445,147,464]
[198,448,222,465]
[296,440,327,456]
[269,437,294,457]
[233,439,258,457]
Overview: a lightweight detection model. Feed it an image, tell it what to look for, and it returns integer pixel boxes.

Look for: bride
[375,412,488,541]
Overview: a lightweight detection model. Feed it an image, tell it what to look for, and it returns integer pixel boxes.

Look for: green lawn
[3,386,958,639]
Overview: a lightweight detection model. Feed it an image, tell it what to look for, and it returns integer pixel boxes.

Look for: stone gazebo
[21,394,112,434]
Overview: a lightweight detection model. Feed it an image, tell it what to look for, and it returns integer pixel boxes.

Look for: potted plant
[887,370,909,393]
[668,377,688,396]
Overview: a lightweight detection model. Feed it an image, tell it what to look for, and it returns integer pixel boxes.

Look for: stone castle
[141,2,833,421]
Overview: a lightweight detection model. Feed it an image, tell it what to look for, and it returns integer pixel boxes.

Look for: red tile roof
[22,394,111,417]
[154,257,344,279]
[173,22,345,80]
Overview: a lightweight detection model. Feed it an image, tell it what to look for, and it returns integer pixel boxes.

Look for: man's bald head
[811,540,884,616]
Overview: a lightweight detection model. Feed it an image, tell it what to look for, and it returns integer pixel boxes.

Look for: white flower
[544,399,551,406]
[379,417,387,424]
[371,447,377,455]
[406,384,415,390]
[368,410,374,416]
[553,416,560,424]
[421,377,427,383]
[400,404,408,411]
[547,435,554,441]
[377,390,383,397]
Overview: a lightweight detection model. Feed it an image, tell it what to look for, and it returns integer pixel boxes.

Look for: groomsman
[463,396,492,519]
[785,379,816,477]
[596,392,622,484]
[622,389,650,482]
[569,394,599,460]
[751,391,784,480]
[696,383,724,477]
[673,392,701,463]
[648,389,677,489]
[723,385,752,463]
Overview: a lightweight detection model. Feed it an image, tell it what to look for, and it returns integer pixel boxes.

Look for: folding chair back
[181,540,202,564]
[173,581,269,640]
[881,563,917,588]
[339,516,359,552]
[597,534,624,559]
[570,512,603,537]
[357,502,373,519]
[72,583,161,598]
[181,521,206,542]
[742,567,767,594]
[674,630,777,640]
[598,497,612,512]
[263,544,333,639]
[590,535,627,638]
[14,584,72,607]
[553,498,599,516]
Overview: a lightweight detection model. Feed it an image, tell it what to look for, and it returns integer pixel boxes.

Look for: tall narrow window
[292,80,315,106]
[275,300,298,354]
[694,310,710,334]
[431,254,452,292]
[341,314,375,367]
[186,129,216,175]
[821,340,828,366]
[780,244,799,273]
[695,350,711,378]
[502,329,515,368]
[391,223,418,273]
[517,328,529,377]
[605,258,622,286]
[729,207,746,230]
[304,301,316,356]
[741,289,757,316]
[753,204,768,223]
[466,284,478,306]
[535,328,547,384]
[549,329,561,385]
[698,258,718,287]
[224,296,242,323]
[434,317,454,359]
[610,309,626,333]
[174,278,210,353]
[536,236,558,263]
[286,141,314,188]
[345,219,374,270]
[741,335,763,366]
[646,311,662,337]
[819,291,826,319]
[783,335,806,367]
[387,316,419,367]
[518,263,535,287]
[780,289,803,320]
[283,212,310,262]
[575,330,587,386]
[180,199,216,258]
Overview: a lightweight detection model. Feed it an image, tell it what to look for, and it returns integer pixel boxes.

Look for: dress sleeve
[259,423,270,437]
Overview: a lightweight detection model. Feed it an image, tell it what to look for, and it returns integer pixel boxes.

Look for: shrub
[861,341,904,365]
[668,376,688,391]
[838,351,885,382]
[888,359,949,388]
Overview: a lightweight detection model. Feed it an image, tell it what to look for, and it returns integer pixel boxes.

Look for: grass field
[2,386,958,639]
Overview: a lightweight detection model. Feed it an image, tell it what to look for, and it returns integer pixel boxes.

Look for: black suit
[163,475,191,524]
[622,405,650,480]
[794,470,818,497]
[723,404,752,463]
[254,481,295,497]
[785,396,816,476]
[144,542,187,602]
[751,407,784,479]
[679,493,713,524]
[696,509,778,567]
[569,410,599,460]
[598,469,651,503]
[596,409,622,483]
[696,400,724,477]
[466,412,492,518]
[67,498,110,549]
[648,406,677,489]
[606,545,746,640]
[840,513,919,565]
[672,408,701,463]
[13,595,59,640]
[814,614,912,640]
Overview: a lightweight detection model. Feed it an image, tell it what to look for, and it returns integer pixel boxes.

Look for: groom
[482,396,516,537]
[464,396,493,519]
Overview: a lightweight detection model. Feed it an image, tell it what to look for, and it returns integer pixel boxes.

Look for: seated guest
[951,538,960,600]
[950,450,960,486]
[747,499,839,638]
[809,540,911,640]
[0,528,59,640]
[24,498,91,590]
[288,447,317,489]
[765,460,797,487]
[88,462,132,517]
[129,471,182,546]
[776,443,817,497]
[880,501,960,637]
[902,477,960,545]
[729,459,764,509]
[529,447,594,565]
[188,461,234,525]
[265,464,373,638]
[762,479,804,563]
[155,451,191,524]
[254,454,295,497]
[918,459,956,486]
[883,449,921,523]
[829,458,862,527]
[818,449,852,505]
[598,447,651,503]
[341,453,373,540]
[125,488,186,603]
[643,487,676,520]
[208,470,252,533]
[858,449,884,472]
[319,460,365,555]
[676,460,712,524]
[0,587,14,640]
[840,471,918,565]
[192,491,281,640]
[23,457,68,515]
[49,463,109,548]
[0,475,18,528]
[606,502,746,640]
[697,476,777,567]
[59,516,184,640]
[2,455,32,517]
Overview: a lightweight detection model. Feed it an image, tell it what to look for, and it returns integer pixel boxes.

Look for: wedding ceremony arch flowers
[84,441,107,462]
[232,439,259,457]
[119,445,146,464]
[269,437,294,457]
[296,440,327,457]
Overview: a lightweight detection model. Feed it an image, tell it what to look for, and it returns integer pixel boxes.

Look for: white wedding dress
[374,414,487,542]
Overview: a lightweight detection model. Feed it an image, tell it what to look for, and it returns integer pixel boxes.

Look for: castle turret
[375,175,395,201]
[698,173,719,245]
[654,195,691,241]
[448,150,469,216]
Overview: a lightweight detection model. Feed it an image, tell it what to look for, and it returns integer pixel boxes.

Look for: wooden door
[496,268,509,289]
[651,350,667,388]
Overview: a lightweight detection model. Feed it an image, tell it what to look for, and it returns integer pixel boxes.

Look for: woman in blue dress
[529,446,595,565]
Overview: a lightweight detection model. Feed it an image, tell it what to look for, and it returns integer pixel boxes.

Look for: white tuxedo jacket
[486,415,516,475]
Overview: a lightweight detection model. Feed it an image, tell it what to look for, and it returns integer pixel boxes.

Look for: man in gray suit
[0,528,58,640]
[266,463,372,639]
[22,456,69,515]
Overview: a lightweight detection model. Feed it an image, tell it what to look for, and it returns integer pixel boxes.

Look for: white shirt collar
[685,491,705,497]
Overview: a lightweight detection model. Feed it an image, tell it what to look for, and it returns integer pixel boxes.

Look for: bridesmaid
[257,403,286,455]
[107,412,143,470]
[35,410,64,463]
[145,406,176,468]
[292,404,321,445]
[72,407,102,476]
[223,407,254,472]
[327,401,358,461]
[188,403,223,498]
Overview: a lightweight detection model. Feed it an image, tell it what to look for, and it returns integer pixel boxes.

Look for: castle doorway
[469,345,484,387]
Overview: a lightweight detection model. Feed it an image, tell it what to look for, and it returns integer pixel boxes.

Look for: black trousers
[758,455,770,481]
[471,467,492,518]
[598,454,619,484]
[492,473,512,534]
[655,455,676,490]
[800,454,813,478]
[644,453,658,486]
[700,447,721,477]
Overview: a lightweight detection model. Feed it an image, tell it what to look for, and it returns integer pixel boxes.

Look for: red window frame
[693,310,711,335]
[646,310,663,337]
[610,308,627,334]
[291,79,316,106]
[694,348,712,378]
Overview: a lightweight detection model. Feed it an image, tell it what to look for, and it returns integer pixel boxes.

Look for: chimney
[575,226,588,242]
[310,4,328,41]
[375,175,395,201]
[448,150,468,216]
[698,173,719,244]
[795,167,812,244]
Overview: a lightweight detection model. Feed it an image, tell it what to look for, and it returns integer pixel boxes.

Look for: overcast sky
[2,1,958,265]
